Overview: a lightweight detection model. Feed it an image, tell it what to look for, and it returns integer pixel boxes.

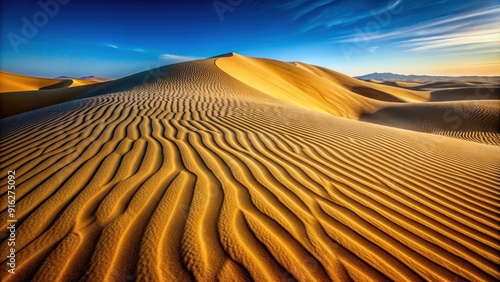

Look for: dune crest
[1,55,499,281]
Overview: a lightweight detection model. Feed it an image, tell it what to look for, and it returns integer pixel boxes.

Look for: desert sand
[0,53,499,281]
[0,71,109,93]
[0,72,110,119]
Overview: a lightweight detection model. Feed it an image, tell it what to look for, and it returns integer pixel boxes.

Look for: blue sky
[1,0,499,78]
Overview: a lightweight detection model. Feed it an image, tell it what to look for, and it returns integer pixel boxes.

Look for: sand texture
[1,54,499,281]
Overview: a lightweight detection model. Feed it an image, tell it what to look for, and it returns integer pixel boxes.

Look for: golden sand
[0,71,109,92]
[0,54,499,281]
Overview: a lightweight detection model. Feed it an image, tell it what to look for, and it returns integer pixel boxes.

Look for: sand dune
[0,72,112,118]
[0,71,109,93]
[361,101,500,145]
[0,83,112,119]
[0,71,67,93]
[1,54,499,281]
[367,79,500,101]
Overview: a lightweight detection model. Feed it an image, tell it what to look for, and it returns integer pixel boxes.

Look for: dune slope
[0,71,109,93]
[361,101,500,146]
[1,55,499,281]
[0,72,112,118]
[0,83,110,119]
[0,71,66,93]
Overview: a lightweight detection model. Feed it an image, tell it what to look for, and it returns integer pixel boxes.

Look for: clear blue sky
[1,0,499,78]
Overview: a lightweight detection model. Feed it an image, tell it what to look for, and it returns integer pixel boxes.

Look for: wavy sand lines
[1,54,499,281]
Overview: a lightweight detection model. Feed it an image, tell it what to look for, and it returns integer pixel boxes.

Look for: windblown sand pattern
[1,54,499,281]
[361,101,500,146]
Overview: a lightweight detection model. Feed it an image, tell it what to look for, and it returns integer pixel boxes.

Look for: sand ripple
[1,55,499,281]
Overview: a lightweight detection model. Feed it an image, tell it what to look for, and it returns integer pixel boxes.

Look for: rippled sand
[1,53,499,281]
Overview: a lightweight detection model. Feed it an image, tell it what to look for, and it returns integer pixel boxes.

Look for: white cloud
[331,5,500,54]
[107,44,119,49]
[400,19,500,53]
[159,54,199,63]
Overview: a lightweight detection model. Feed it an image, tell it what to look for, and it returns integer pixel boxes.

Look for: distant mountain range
[356,72,499,83]
[56,75,100,79]
[55,75,112,82]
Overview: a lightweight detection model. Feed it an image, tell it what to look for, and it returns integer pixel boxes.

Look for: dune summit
[0,53,499,281]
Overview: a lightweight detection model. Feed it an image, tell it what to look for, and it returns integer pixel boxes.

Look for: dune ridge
[0,54,499,281]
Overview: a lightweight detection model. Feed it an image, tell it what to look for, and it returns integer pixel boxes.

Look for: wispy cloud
[464,60,500,66]
[106,44,119,49]
[291,0,336,21]
[332,5,500,54]
[134,48,145,52]
[403,28,500,52]
[159,54,199,63]
[272,0,405,34]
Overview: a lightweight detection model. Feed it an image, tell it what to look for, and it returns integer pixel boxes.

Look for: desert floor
[1,53,499,281]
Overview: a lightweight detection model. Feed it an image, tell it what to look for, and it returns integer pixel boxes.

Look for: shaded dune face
[0,56,499,281]
[360,101,500,146]
[38,80,74,90]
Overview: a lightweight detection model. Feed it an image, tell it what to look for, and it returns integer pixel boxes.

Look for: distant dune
[63,76,111,87]
[1,53,499,281]
[0,72,111,118]
[0,71,110,92]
